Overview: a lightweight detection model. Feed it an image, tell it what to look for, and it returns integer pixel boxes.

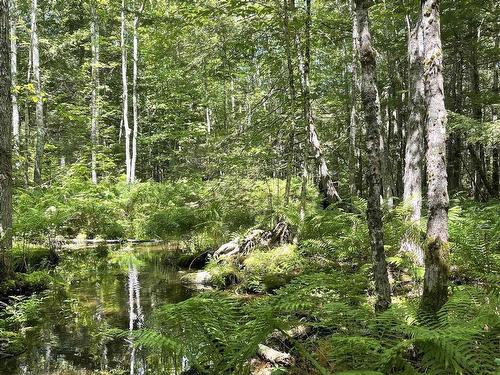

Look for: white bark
[90,1,99,184]
[421,0,449,313]
[31,0,44,185]
[121,0,131,183]
[401,17,425,265]
[130,1,144,183]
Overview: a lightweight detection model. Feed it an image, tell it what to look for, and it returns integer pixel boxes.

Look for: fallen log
[257,344,294,366]
[213,222,292,260]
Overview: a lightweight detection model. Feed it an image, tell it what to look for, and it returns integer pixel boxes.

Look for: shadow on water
[1,246,194,375]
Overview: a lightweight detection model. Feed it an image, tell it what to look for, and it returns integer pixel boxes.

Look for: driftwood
[213,222,292,259]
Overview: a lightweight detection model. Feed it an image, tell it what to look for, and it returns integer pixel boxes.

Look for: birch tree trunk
[421,0,449,314]
[0,0,13,271]
[355,0,391,312]
[31,0,44,185]
[90,1,99,184]
[9,0,18,154]
[298,0,341,209]
[400,17,425,265]
[130,1,144,183]
[121,0,131,183]
[283,0,296,206]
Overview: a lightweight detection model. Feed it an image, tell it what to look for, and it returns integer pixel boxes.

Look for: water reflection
[0,246,193,375]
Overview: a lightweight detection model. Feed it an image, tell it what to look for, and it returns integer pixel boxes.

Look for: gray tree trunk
[31,0,44,185]
[493,34,499,197]
[421,0,449,314]
[9,0,18,153]
[349,1,361,196]
[0,0,13,271]
[90,1,99,184]
[121,0,131,183]
[400,17,425,265]
[298,0,341,208]
[283,0,296,206]
[355,0,391,312]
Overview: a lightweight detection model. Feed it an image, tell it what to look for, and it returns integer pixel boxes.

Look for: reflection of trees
[128,262,144,375]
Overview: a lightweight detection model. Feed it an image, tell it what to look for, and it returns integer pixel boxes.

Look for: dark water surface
[1,246,193,375]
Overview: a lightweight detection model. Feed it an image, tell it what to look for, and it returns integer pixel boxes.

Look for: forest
[0,0,498,374]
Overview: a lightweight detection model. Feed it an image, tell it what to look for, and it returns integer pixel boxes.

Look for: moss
[242,244,303,292]
[421,237,450,314]
[205,260,240,288]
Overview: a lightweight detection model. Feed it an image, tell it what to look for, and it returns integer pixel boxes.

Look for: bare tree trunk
[90,1,99,184]
[205,107,212,134]
[9,0,18,155]
[493,34,499,197]
[31,0,44,185]
[349,1,361,196]
[130,1,144,183]
[421,0,449,314]
[121,0,131,183]
[283,0,296,206]
[0,0,13,273]
[355,0,391,312]
[400,17,424,265]
[297,0,341,208]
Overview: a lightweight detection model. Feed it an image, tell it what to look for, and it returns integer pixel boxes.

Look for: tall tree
[9,0,18,155]
[31,0,44,185]
[349,0,361,196]
[130,1,144,183]
[0,0,13,272]
[355,0,391,312]
[90,0,99,183]
[298,0,341,208]
[421,0,449,313]
[121,0,131,183]
[401,17,424,265]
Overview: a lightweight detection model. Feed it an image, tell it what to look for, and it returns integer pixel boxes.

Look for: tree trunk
[130,1,144,183]
[9,0,18,155]
[349,1,361,196]
[298,0,341,208]
[0,0,13,272]
[493,34,499,197]
[31,0,44,185]
[283,0,296,206]
[400,17,424,265]
[447,44,463,193]
[421,0,449,314]
[121,0,131,183]
[90,1,99,184]
[355,0,391,312]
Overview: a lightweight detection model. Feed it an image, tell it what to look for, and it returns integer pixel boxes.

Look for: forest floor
[1,177,499,374]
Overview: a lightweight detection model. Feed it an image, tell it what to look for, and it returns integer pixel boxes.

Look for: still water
[1,246,194,375]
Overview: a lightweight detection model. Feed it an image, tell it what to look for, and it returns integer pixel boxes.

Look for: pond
[1,246,194,375]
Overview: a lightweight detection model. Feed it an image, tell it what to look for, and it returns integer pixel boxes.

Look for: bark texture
[9,0,18,151]
[349,1,361,196]
[298,0,341,208]
[355,0,391,312]
[90,1,99,183]
[31,0,44,185]
[131,1,144,183]
[0,0,13,270]
[121,0,131,183]
[421,0,449,314]
[401,18,424,265]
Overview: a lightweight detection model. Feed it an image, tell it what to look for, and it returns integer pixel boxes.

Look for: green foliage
[241,244,304,292]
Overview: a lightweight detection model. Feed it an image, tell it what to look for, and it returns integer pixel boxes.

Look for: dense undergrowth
[1,174,499,374]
